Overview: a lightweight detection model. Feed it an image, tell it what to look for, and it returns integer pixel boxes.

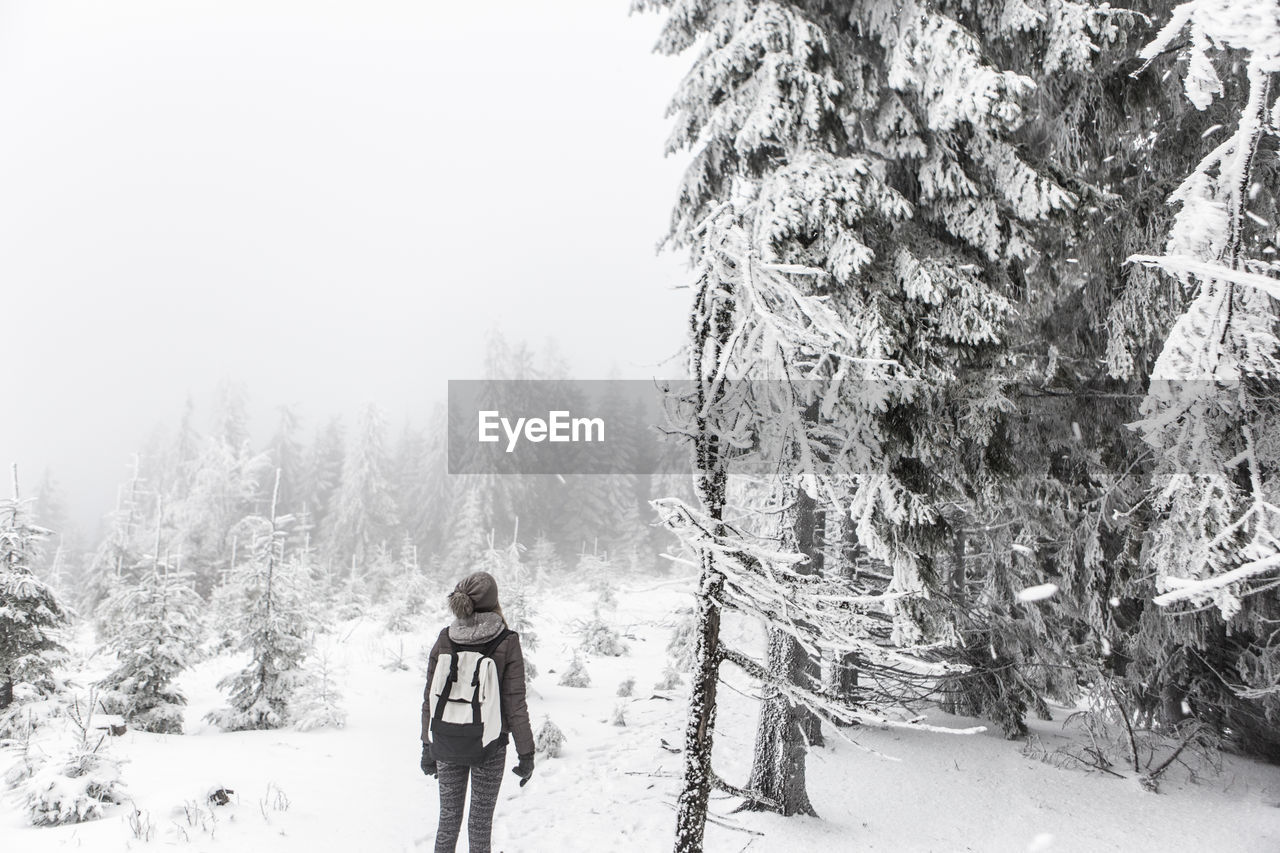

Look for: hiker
[421,571,535,853]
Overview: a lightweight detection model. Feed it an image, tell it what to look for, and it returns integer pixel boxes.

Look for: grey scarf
[449,610,505,645]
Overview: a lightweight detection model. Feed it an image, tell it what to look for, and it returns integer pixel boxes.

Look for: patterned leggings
[434,745,507,853]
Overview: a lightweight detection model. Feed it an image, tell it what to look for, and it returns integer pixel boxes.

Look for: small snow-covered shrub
[382,640,411,672]
[2,712,40,787]
[334,581,370,622]
[260,782,290,816]
[294,649,347,732]
[534,717,565,758]
[126,807,156,842]
[24,746,126,826]
[666,607,698,670]
[557,654,591,688]
[577,552,616,610]
[576,616,627,657]
[22,695,127,827]
[504,584,539,684]
[655,664,683,691]
[610,704,626,727]
[386,569,433,633]
[0,692,63,742]
[617,676,635,697]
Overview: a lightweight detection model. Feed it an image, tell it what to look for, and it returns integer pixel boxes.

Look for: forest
[3,1,1280,851]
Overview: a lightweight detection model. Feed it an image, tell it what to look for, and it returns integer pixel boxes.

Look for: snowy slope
[3,577,1279,852]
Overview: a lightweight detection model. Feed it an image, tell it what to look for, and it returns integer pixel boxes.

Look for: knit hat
[448,571,499,618]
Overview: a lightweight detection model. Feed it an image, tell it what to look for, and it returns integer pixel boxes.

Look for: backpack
[427,628,511,765]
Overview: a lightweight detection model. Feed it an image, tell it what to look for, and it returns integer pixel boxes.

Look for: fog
[0,0,690,532]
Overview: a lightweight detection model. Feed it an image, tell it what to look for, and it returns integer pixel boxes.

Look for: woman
[421,571,535,853]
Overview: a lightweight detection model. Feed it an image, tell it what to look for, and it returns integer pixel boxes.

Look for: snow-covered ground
[4,577,1280,852]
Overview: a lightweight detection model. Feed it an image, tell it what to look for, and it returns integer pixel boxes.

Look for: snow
[4,578,1280,851]
[1016,583,1059,603]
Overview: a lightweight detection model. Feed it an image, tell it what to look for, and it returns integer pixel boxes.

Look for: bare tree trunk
[823,509,861,717]
[796,491,823,747]
[743,629,817,816]
[741,481,820,816]
[672,262,733,853]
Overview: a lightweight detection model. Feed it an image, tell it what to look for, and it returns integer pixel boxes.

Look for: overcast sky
[0,0,691,532]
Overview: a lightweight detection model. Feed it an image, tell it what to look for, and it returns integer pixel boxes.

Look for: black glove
[421,743,436,777]
[511,753,534,787]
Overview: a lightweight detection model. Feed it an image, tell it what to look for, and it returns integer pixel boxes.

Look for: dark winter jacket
[421,612,535,757]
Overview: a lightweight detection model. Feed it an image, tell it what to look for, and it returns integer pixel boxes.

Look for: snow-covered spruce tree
[575,549,618,610]
[301,415,346,531]
[97,518,202,733]
[30,468,71,585]
[635,0,1069,838]
[503,574,540,683]
[0,466,69,712]
[81,456,146,619]
[922,0,1280,751]
[390,421,436,561]
[386,535,432,633]
[266,405,305,517]
[170,423,270,600]
[441,477,492,574]
[526,534,563,584]
[325,403,399,570]
[207,471,314,731]
[1118,2,1280,748]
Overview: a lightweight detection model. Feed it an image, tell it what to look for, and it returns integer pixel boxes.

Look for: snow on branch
[1128,255,1280,301]
[720,645,984,737]
[653,496,962,674]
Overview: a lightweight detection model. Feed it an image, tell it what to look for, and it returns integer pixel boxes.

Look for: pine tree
[635,0,1078,839]
[526,534,564,585]
[82,455,147,617]
[387,534,432,633]
[171,426,270,599]
[442,477,491,573]
[31,468,69,582]
[98,520,202,734]
[326,404,399,570]
[207,471,313,731]
[1109,0,1280,754]
[266,405,305,516]
[302,416,346,531]
[0,466,69,710]
[211,380,251,454]
[1127,2,1280,618]
[390,421,432,555]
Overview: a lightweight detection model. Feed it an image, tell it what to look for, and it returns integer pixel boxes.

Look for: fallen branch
[710,770,782,814]
[660,801,765,837]
[1141,723,1205,792]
